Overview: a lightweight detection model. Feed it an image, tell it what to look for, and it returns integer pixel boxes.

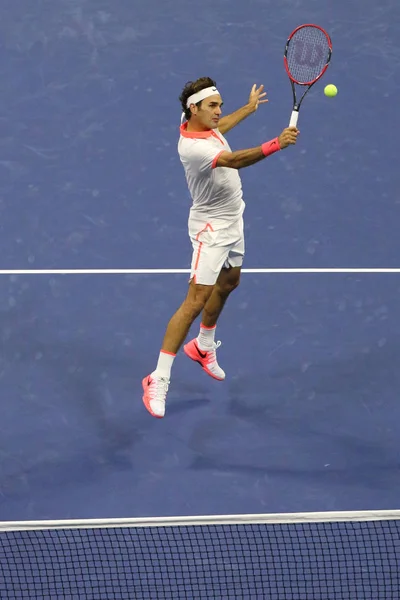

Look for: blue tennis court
[0,0,399,526]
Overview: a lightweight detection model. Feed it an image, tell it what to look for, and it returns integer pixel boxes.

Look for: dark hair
[179,76,217,121]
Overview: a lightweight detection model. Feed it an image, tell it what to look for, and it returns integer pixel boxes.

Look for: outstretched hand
[248,84,268,112]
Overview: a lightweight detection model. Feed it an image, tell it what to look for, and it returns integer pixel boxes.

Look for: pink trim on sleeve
[212,151,224,169]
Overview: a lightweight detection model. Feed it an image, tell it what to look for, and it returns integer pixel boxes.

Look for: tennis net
[0,510,399,599]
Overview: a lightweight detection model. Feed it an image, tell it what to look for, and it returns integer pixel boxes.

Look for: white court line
[0,268,400,275]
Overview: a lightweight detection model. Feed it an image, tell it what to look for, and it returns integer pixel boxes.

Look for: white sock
[197,323,216,350]
[152,350,175,379]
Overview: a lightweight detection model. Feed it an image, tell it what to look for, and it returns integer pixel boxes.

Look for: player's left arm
[218,84,268,135]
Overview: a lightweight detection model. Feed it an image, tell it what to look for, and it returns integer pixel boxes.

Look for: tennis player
[143,77,299,418]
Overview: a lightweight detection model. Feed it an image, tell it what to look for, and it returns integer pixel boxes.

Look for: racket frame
[284,24,332,127]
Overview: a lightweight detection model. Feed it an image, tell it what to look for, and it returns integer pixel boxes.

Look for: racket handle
[289,110,299,128]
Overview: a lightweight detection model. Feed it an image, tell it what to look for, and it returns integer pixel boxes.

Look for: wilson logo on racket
[284,23,332,128]
[293,41,325,68]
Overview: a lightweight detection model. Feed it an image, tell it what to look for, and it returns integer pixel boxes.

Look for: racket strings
[286,27,330,84]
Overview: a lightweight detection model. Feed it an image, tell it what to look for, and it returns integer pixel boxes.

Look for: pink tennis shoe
[183,338,225,381]
[142,374,169,418]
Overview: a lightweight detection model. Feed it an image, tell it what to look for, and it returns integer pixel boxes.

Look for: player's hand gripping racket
[284,24,332,127]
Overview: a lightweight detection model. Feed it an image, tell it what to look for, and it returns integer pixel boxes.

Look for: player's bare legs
[183,266,241,382]
[161,279,214,354]
[160,267,241,355]
[201,266,241,327]
[142,280,213,418]
[142,269,241,417]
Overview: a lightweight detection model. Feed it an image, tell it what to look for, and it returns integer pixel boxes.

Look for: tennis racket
[284,24,332,127]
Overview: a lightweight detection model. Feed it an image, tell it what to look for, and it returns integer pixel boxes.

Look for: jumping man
[143,77,299,418]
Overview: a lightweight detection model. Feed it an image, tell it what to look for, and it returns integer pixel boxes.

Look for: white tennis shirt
[178,122,245,230]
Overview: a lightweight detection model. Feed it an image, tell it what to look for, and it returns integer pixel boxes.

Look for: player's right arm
[216,127,299,170]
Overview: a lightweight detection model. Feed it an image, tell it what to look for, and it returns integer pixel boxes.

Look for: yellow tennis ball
[324,84,338,97]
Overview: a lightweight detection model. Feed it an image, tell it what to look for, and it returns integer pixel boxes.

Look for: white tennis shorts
[189,217,245,285]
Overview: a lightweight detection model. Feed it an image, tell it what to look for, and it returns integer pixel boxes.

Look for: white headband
[186,86,220,108]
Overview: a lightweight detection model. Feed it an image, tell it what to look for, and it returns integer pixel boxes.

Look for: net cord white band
[1,509,400,532]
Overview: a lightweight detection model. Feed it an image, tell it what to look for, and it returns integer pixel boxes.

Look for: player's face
[197,95,223,129]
